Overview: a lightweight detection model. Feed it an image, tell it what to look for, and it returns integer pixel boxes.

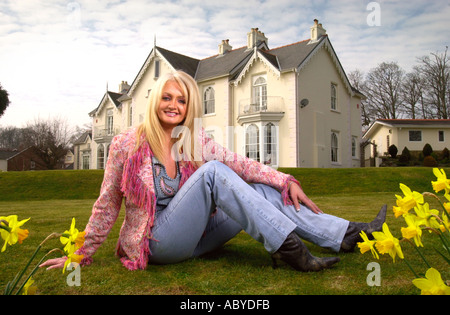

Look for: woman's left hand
[288,182,323,214]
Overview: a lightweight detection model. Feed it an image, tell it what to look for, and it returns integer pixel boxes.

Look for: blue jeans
[148,161,349,264]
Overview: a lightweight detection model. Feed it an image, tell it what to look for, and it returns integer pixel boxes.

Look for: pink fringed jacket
[77,127,299,270]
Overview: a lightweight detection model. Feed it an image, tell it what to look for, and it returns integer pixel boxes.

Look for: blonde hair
[136,70,202,166]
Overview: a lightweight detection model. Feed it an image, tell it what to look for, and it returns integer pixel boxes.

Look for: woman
[41,70,386,272]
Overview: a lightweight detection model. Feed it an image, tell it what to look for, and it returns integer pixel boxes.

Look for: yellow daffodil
[373,223,404,262]
[394,184,424,217]
[414,203,440,230]
[393,205,409,218]
[0,215,30,252]
[401,214,423,247]
[440,212,449,233]
[357,231,379,259]
[20,277,37,295]
[63,252,84,273]
[60,217,85,255]
[431,168,450,193]
[444,192,450,213]
[412,267,450,295]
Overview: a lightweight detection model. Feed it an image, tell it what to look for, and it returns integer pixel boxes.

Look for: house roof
[120,31,362,108]
[73,131,92,145]
[0,147,34,161]
[195,46,253,81]
[157,46,200,78]
[89,91,124,116]
[128,35,328,91]
[376,119,450,126]
[363,119,450,139]
[0,149,18,160]
[195,38,323,82]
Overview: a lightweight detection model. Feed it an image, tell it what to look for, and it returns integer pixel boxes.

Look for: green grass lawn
[0,167,448,295]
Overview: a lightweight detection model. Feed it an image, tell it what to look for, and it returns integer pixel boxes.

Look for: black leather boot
[271,232,340,272]
[340,204,387,252]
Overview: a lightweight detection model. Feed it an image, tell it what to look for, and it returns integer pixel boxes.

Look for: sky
[1,0,449,130]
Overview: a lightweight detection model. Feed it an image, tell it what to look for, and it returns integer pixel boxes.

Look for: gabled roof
[128,46,200,95]
[73,131,92,145]
[157,46,200,77]
[89,91,124,117]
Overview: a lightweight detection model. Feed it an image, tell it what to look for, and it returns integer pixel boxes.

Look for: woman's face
[157,80,187,131]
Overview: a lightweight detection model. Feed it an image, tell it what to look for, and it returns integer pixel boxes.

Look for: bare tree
[0,126,26,149]
[417,47,450,119]
[348,69,371,127]
[401,67,425,119]
[23,117,74,169]
[365,61,405,120]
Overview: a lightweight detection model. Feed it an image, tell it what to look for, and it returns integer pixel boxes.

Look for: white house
[73,131,92,170]
[362,119,450,166]
[83,20,363,169]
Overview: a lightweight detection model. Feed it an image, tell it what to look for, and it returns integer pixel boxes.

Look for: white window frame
[106,109,114,135]
[203,86,215,115]
[352,136,358,159]
[331,131,339,163]
[243,121,279,167]
[97,144,105,169]
[263,123,277,166]
[409,130,422,142]
[331,83,337,111]
[252,75,267,111]
[245,124,260,162]
[82,154,90,170]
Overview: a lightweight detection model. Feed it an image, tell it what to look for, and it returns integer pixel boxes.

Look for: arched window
[203,86,215,115]
[245,124,260,162]
[253,76,267,110]
[331,83,337,110]
[97,144,104,169]
[264,123,277,165]
[331,132,338,163]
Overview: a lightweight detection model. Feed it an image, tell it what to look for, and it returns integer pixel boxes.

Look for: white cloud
[0,0,449,129]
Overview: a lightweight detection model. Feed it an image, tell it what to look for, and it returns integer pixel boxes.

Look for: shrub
[441,147,449,160]
[398,147,411,164]
[423,143,433,157]
[388,145,398,158]
[423,155,438,167]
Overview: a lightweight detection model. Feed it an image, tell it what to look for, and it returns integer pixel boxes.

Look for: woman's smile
[157,80,187,131]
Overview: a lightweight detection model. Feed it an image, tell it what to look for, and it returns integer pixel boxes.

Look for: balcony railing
[93,126,119,141]
[238,96,284,117]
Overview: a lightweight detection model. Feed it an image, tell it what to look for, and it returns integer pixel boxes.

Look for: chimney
[247,28,268,49]
[310,19,326,43]
[218,39,232,55]
[119,81,130,94]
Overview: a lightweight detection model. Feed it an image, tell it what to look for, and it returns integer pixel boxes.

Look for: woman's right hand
[39,257,67,270]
